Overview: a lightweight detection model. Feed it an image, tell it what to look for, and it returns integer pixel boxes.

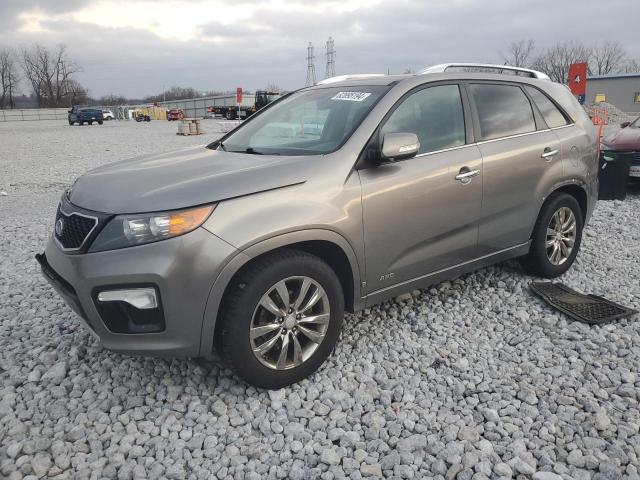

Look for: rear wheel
[520,193,583,278]
[225,111,234,120]
[217,250,344,389]
[98,120,103,125]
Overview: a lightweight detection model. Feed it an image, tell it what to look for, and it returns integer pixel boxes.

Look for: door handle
[455,168,480,183]
[541,148,559,159]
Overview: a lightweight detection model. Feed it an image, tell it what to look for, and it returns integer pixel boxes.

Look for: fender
[528,178,591,241]
[198,228,364,357]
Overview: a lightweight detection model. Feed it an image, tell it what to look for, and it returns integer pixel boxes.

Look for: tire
[79,121,84,126]
[225,111,234,120]
[68,120,73,126]
[98,121,103,125]
[520,192,584,278]
[217,249,344,389]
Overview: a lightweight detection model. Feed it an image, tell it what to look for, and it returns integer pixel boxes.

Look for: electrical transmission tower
[306,42,316,86]
[325,37,336,79]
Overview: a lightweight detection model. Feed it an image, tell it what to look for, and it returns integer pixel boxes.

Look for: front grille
[632,151,640,166]
[54,207,97,250]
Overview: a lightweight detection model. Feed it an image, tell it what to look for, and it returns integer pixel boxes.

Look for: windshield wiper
[243,147,264,155]
[228,147,280,155]
[217,141,227,151]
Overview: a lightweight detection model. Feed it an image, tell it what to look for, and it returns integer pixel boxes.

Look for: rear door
[468,82,563,255]
[358,83,483,293]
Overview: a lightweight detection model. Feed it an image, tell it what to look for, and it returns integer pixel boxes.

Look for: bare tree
[100,94,134,106]
[591,40,627,75]
[624,58,640,73]
[21,44,84,107]
[264,83,284,93]
[502,39,536,68]
[531,41,591,83]
[0,47,20,108]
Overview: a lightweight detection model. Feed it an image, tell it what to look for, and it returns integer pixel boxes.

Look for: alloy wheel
[545,206,577,266]
[249,276,330,370]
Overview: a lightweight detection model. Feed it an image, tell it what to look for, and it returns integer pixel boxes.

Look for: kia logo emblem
[55,218,64,236]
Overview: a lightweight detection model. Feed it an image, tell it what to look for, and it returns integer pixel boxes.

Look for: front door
[358,84,483,294]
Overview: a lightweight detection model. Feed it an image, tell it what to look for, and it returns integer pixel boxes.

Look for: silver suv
[38,64,598,388]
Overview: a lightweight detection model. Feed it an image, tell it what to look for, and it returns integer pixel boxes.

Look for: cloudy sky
[1,0,639,98]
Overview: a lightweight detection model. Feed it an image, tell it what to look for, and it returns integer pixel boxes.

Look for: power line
[306,42,316,86]
[325,37,336,79]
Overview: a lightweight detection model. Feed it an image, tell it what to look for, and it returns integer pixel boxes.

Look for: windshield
[219,85,389,155]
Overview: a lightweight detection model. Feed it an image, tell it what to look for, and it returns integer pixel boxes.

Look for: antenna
[306,42,317,86]
[325,37,336,79]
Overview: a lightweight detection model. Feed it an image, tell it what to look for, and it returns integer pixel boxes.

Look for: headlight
[89,204,215,252]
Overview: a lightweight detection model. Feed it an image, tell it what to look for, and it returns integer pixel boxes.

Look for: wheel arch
[554,183,588,223]
[529,182,589,241]
[199,230,363,356]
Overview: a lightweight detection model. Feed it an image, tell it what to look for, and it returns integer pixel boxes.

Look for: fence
[0,93,257,122]
[0,108,69,122]
[156,94,257,119]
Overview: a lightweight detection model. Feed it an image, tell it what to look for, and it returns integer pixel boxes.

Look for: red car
[167,109,184,121]
[601,116,640,181]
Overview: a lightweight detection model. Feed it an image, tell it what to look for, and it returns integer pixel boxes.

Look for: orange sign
[236,87,243,104]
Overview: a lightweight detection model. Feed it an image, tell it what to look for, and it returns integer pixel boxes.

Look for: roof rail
[419,63,551,81]
[317,74,386,85]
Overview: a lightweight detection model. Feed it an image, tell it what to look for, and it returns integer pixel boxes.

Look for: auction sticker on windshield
[331,92,372,102]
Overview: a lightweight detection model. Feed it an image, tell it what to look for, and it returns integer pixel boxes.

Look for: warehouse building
[586,72,640,113]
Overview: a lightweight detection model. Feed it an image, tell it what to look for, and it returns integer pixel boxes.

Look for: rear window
[524,86,568,128]
[470,84,536,141]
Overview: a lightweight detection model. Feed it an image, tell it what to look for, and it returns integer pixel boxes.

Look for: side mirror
[620,121,631,128]
[380,132,420,162]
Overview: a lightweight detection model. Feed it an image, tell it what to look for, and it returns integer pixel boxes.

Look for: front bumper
[39,227,239,357]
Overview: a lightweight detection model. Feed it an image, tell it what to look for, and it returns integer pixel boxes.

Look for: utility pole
[306,42,316,87]
[325,37,336,79]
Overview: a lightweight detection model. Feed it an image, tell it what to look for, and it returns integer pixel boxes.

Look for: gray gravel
[1,119,639,480]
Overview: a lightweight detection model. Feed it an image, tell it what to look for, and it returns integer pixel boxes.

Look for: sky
[1,0,639,98]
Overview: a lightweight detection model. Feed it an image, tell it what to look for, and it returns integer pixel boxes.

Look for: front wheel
[98,121,103,125]
[217,250,344,389]
[520,192,584,278]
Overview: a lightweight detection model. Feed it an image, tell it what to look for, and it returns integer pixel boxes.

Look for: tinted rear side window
[524,86,568,128]
[470,84,535,141]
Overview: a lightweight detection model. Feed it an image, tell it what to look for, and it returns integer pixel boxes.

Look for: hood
[603,126,640,150]
[69,145,310,214]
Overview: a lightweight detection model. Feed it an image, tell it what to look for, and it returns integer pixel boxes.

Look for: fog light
[97,288,158,309]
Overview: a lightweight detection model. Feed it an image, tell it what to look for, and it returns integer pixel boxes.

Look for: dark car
[68,106,104,126]
[601,116,640,180]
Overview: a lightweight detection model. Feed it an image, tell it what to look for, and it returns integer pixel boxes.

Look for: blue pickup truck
[68,106,104,126]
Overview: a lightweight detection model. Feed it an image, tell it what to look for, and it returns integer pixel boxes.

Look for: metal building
[585,73,640,113]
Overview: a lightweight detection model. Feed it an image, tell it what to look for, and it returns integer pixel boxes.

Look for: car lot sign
[568,63,587,103]
[236,87,243,104]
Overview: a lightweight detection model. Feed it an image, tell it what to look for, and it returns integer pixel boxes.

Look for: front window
[380,84,466,155]
[218,86,389,155]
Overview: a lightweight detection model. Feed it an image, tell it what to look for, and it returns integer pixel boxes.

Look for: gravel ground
[1,119,639,480]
